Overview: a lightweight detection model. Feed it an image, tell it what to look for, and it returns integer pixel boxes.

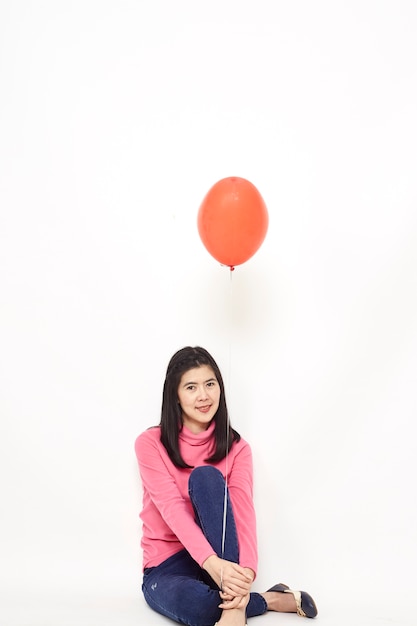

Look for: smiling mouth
[197,405,211,413]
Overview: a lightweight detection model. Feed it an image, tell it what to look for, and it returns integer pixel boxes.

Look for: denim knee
[189,465,224,491]
[188,465,239,565]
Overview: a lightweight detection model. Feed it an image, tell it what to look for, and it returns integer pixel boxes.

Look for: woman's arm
[135,430,216,567]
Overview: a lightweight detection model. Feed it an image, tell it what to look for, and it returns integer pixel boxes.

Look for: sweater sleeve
[227,440,258,576]
[135,430,216,568]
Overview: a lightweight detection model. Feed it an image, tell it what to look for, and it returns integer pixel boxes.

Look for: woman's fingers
[218,594,247,610]
[218,596,241,610]
[221,566,252,595]
[219,593,250,610]
[219,591,234,602]
[222,563,252,587]
[222,580,251,596]
[229,562,253,580]
[203,556,253,596]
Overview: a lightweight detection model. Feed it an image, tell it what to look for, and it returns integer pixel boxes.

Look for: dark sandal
[267,583,318,618]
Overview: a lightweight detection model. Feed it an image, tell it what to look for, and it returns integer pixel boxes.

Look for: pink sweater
[134,421,258,574]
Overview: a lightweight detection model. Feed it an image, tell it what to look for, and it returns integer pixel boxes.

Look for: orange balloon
[197,177,269,268]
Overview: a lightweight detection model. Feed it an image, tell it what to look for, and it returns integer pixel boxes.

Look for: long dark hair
[160,346,241,468]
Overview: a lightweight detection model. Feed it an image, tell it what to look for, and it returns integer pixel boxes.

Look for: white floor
[0,591,412,626]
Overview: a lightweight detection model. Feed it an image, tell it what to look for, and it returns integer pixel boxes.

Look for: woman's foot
[261,590,297,613]
[262,583,318,618]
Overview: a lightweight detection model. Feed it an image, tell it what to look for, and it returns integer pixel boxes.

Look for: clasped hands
[203,555,254,610]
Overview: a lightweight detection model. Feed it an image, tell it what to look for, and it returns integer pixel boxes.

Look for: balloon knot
[230,266,235,272]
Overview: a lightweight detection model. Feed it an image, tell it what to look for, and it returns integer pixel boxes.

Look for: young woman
[135,346,317,626]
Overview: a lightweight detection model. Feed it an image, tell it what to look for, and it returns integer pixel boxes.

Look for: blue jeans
[142,466,267,625]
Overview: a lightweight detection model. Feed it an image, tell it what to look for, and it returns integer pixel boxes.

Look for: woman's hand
[218,591,250,611]
[202,555,254,598]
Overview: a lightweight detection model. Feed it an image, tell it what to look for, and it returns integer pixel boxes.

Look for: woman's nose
[197,386,208,399]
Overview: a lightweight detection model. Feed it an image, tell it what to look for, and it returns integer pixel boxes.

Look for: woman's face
[177,364,220,433]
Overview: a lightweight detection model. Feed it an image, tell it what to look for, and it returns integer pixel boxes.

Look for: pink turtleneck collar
[178,419,216,446]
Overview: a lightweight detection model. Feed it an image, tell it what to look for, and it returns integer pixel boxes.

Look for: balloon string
[221,266,233,568]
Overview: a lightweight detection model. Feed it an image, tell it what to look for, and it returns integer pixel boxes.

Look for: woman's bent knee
[189,465,224,489]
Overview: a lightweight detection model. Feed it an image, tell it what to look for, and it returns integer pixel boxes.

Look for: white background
[1,2,416,625]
